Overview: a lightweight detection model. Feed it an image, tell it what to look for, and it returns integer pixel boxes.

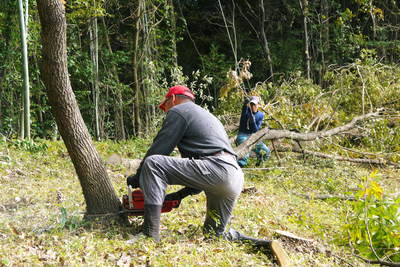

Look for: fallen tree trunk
[108,110,399,172]
[235,110,382,158]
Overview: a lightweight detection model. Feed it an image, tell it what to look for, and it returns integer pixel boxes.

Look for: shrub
[343,170,400,262]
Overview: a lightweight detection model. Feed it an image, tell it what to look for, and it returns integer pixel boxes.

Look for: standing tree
[36,0,121,218]
[89,0,101,140]
[101,16,126,140]
[18,0,30,140]
[299,0,311,80]
[259,0,274,79]
[131,0,142,137]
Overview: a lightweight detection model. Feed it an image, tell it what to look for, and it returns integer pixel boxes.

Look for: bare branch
[276,145,398,167]
[354,254,400,267]
[296,193,356,201]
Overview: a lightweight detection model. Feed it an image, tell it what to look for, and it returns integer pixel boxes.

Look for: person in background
[236,96,270,167]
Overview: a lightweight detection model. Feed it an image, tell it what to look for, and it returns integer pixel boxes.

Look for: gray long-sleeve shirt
[136,101,236,176]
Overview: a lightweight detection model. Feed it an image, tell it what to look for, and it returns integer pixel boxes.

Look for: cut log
[274,230,314,243]
[107,153,141,175]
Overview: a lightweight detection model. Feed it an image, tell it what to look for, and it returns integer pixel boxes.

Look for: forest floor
[0,139,399,266]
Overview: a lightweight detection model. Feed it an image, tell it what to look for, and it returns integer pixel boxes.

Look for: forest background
[1,0,399,139]
[0,0,399,266]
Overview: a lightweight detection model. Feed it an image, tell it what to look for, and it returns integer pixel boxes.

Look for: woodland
[0,0,400,266]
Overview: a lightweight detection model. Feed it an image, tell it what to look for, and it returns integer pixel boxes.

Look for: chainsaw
[122,186,181,216]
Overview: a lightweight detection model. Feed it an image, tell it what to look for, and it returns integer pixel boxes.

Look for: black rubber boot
[142,204,162,242]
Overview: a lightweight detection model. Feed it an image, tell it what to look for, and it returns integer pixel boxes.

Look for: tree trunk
[369,1,377,40]
[299,0,311,80]
[169,0,178,68]
[259,0,274,79]
[19,105,24,138]
[18,0,30,140]
[142,5,150,135]
[101,17,126,140]
[132,0,142,136]
[320,0,329,87]
[89,10,100,140]
[36,0,121,217]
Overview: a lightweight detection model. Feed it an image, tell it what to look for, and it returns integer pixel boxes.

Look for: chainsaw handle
[165,187,202,201]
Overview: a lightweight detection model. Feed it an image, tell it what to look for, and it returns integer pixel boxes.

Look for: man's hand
[126,173,140,188]
[164,191,182,201]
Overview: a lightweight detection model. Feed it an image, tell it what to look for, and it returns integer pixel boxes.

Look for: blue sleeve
[254,112,264,132]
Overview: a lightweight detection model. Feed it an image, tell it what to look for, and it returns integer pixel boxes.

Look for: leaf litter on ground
[0,140,399,266]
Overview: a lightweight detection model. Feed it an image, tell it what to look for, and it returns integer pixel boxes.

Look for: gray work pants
[139,154,244,235]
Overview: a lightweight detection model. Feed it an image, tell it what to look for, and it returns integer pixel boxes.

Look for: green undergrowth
[0,139,399,266]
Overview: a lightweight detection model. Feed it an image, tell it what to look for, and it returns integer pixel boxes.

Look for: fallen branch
[242,167,288,171]
[296,193,356,201]
[354,254,400,267]
[275,146,398,167]
[108,110,397,173]
[321,137,397,156]
[224,124,239,133]
[235,110,382,158]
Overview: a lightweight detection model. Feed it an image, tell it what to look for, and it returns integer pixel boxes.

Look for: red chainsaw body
[122,189,180,216]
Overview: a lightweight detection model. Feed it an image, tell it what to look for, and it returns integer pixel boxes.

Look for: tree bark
[37,0,121,217]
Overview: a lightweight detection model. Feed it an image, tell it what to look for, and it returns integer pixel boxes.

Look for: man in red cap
[127,85,244,241]
[158,85,196,112]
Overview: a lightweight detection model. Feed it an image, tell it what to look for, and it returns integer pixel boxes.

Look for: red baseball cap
[159,85,195,111]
